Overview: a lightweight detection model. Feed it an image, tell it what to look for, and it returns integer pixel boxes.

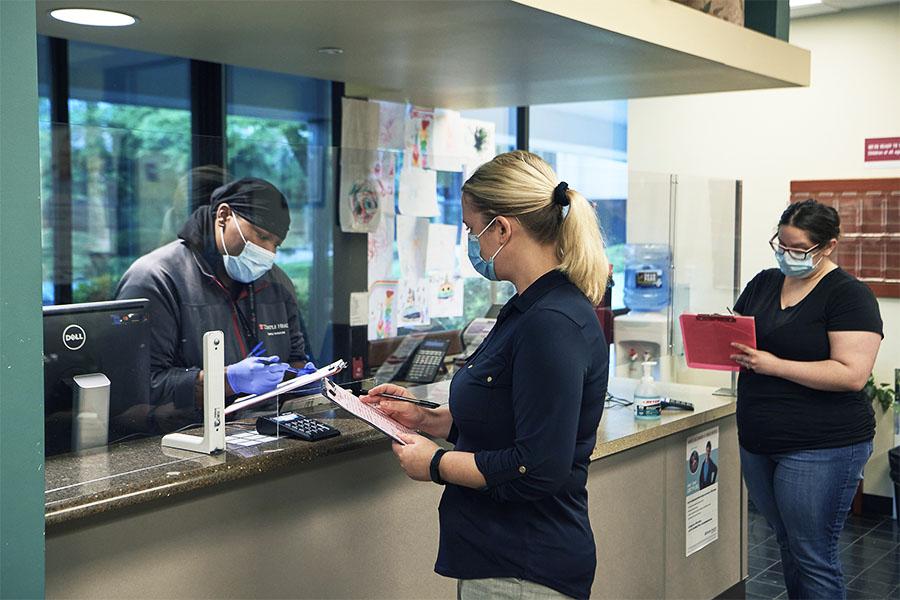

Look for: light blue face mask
[220,215,276,283]
[775,251,821,278]
[467,217,505,281]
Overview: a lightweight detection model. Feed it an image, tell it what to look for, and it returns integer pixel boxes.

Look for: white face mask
[220,215,275,283]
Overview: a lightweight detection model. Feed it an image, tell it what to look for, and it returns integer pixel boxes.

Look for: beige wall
[628,3,900,497]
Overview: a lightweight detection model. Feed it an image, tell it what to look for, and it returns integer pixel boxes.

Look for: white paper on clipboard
[224,359,347,416]
[321,379,414,445]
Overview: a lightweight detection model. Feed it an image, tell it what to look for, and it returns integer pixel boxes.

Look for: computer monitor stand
[161,331,226,454]
[71,373,110,451]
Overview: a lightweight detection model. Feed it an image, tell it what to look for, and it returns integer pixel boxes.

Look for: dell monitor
[43,299,151,456]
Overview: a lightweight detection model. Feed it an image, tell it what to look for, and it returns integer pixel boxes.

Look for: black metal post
[49,37,72,305]
[189,60,225,210]
[516,106,529,151]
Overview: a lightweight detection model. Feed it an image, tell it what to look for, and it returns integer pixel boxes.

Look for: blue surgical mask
[467,217,505,281]
[220,215,276,283]
[775,251,821,278]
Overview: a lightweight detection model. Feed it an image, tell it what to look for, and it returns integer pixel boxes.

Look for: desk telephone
[378,336,451,384]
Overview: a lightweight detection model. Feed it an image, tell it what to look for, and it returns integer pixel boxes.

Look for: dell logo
[63,324,86,351]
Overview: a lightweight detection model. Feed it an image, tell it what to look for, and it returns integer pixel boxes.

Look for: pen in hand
[369,392,440,410]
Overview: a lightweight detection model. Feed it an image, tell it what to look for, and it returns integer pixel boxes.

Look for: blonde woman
[363,151,610,599]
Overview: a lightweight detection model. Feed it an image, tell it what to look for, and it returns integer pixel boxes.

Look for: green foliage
[863,374,896,412]
[41,101,323,316]
[73,273,118,303]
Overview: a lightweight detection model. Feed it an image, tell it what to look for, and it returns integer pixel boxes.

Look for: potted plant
[863,374,896,412]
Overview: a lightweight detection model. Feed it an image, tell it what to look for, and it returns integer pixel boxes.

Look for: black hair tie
[553,182,570,207]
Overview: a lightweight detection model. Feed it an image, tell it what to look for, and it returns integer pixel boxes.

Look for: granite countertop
[593,378,736,460]
[44,378,734,527]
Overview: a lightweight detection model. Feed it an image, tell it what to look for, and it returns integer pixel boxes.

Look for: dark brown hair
[778,199,840,246]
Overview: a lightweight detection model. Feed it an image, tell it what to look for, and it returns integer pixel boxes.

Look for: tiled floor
[748,504,900,599]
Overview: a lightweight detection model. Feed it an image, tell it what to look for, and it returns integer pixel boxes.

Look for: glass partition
[616,171,741,388]
[670,176,741,388]
[38,124,337,451]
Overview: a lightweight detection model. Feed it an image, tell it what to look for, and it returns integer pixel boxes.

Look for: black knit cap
[210,177,291,240]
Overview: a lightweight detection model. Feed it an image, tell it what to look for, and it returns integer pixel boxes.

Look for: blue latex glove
[293,361,321,396]
[226,355,289,395]
[296,361,317,376]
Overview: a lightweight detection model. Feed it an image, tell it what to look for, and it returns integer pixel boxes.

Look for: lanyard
[233,283,259,350]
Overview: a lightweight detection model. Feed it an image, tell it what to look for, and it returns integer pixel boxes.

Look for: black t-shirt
[733,268,883,454]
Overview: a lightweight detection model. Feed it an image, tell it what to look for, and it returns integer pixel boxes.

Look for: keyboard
[255,412,341,441]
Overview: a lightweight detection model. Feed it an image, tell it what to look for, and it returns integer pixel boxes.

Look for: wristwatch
[430,448,448,485]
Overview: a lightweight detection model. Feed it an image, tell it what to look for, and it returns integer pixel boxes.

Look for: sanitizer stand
[161,330,226,454]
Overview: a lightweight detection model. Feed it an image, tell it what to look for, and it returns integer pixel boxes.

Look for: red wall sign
[865,137,900,162]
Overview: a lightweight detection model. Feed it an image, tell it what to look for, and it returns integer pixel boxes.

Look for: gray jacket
[116,207,309,431]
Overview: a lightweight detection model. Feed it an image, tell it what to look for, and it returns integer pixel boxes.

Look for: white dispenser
[613,311,671,381]
[634,361,662,420]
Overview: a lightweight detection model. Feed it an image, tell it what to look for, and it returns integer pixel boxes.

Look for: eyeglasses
[768,234,819,261]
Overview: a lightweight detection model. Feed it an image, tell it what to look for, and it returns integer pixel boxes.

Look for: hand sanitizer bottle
[634,361,662,419]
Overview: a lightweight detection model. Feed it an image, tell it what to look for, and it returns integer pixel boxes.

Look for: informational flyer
[685,426,719,556]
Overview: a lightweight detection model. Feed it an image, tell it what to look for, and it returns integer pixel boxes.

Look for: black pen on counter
[368,392,441,409]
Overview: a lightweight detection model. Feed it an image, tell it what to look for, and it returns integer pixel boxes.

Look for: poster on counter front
[685,426,719,556]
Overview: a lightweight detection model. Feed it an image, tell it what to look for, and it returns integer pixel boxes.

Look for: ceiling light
[789,0,822,7]
[317,47,344,55]
[49,8,137,27]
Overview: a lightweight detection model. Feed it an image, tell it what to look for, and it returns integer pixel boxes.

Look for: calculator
[404,339,450,384]
[255,413,341,441]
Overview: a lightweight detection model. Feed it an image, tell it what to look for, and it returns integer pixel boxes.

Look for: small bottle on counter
[634,361,662,420]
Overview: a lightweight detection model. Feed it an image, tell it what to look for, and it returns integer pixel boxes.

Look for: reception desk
[45,378,747,599]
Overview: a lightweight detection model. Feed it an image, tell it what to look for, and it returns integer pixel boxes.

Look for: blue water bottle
[623,244,671,312]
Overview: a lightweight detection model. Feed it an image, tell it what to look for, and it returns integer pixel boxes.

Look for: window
[37,41,336,365]
[529,101,628,308]
[39,37,192,305]
[226,66,333,361]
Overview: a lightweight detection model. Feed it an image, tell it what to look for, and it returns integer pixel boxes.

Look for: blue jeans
[740,440,873,600]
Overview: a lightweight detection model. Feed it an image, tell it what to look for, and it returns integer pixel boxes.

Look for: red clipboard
[679,313,756,372]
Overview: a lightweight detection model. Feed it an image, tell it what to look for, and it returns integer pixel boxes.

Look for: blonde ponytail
[557,188,609,304]
[462,151,609,304]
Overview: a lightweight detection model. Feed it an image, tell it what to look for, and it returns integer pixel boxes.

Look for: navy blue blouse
[435,270,609,599]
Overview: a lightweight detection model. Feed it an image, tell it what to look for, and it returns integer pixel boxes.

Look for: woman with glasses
[362,151,610,599]
[730,199,883,600]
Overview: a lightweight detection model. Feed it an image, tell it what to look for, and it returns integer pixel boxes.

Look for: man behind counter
[117,177,314,433]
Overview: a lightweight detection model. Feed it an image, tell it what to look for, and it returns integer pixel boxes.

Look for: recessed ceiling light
[789,0,822,7]
[317,47,344,55]
[49,8,137,27]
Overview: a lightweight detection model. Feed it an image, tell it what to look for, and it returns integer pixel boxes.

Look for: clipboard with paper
[321,379,415,445]
[224,359,348,415]
[679,313,757,372]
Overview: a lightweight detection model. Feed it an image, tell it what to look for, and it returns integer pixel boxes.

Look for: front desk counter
[45,378,747,599]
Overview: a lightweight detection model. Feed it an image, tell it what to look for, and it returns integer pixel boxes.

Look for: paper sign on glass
[322,378,414,445]
[679,313,756,372]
